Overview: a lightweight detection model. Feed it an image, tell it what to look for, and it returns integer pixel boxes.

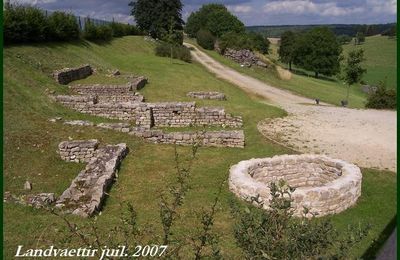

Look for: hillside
[342,35,397,89]
[3,36,396,258]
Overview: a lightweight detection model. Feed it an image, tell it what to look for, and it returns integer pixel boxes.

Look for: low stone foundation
[223,49,267,68]
[229,154,362,217]
[53,64,93,85]
[56,141,129,217]
[187,91,226,100]
[58,139,99,163]
[70,84,132,95]
[4,192,56,209]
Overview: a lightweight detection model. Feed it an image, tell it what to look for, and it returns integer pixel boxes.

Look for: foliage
[196,29,216,50]
[155,42,191,62]
[366,81,397,109]
[219,32,269,54]
[381,24,396,37]
[355,32,366,45]
[337,34,353,45]
[83,21,113,42]
[4,4,49,44]
[129,0,184,44]
[278,31,297,70]
[231,180,370,259]
[185,4,245,38]
[294,27,342,78]
[47,12,80,41]
[342,49,366,102]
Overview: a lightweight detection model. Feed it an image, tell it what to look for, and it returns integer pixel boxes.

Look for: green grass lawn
[3,36,396,259]
[342,35,397,89]
[186,38,368,108]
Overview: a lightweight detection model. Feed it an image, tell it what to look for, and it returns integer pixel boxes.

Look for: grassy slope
[342,35,397,89]
[4,36,396,258]
[186,38,367,109]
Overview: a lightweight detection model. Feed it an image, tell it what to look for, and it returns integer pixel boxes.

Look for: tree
[342,49,366,103]
[184,4,245,38]
[355,32,365,45]
[129,0,184,44]
[294,27,342,78]
[337,34,352,45]
[278,31,297,70]
[248,32,270,54]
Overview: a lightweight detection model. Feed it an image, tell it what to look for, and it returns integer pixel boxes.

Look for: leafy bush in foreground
[155,42,191,62]
[231,180,370,259]
[366,81,397,109]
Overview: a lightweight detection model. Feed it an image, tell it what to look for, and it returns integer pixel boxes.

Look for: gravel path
[185,43,396,171]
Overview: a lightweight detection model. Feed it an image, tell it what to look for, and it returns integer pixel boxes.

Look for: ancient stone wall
[148,102,243,128]
[70,84,132,95]
[223,49,267,68]
[229,154,362,217]
[58,139,99,163]
[129,76,148,91]
[53,64,93,85]
[187,91,226,100]
[97,94,144,103]
[130,127,245,148]
[56,142,128,217]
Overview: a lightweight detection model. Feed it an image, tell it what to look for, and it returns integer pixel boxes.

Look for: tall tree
[278,31,297,70]
[129,0,184,43]
[342,49,366,103]
[184,4,245,38]
[355,32,365,45]
[294,27,342,78]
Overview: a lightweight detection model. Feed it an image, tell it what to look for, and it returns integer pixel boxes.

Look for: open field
[342,35,397,89]
[4,36,396,258]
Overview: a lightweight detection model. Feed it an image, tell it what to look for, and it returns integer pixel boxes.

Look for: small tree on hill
[130,0,184,44]
[342,49,366,104]
[355,32,365,45]
[278,31,297,70]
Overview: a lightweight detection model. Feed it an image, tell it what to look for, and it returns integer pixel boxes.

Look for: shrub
[47,12,79,41]
[365,81,397,109]
[155,42,191,62]
[231,180,370,259]
[83,21,113,42]
[219,32,253,52]
[248,32,270,54]
[196,29,215,50]
[4,4,49,44]
[110,22,126,37]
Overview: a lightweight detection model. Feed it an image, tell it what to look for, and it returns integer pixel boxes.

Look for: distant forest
[246,23,396,38]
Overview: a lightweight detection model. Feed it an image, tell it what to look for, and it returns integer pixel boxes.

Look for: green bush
[110,22,140,37]
[4,4,49,44]
[83,21,113,42]
[47,12,79,41]
[196,29,215,50]
[155,43,191,62]
[365,82,397,109]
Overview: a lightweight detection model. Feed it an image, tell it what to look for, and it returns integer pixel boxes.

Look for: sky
[9,0,397,26]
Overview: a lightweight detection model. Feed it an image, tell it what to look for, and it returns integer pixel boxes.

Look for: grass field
[3,36,396,258]
[342,35,397,89]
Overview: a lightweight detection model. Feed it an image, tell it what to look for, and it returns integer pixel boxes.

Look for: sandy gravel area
[185,43,397,171]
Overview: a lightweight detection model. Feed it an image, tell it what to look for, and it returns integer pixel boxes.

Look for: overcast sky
[10,0,397,26]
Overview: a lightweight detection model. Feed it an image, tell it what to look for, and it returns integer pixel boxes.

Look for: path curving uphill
[185,43,396,171]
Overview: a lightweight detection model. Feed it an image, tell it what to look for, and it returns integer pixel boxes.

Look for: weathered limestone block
[70,84,132,95]
[97,122,131,133]
[58,139,99,163]
[129,76,148,90]
[4,192,56,209]
[64,120,95,126]
[97,93,144,103]
[187,91,226,100]
[56,143,128,217]
[229,154,362,217]
[53,64,93,85]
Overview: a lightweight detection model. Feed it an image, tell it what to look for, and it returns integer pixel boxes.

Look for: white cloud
[263,0,365,17]
[366,0,397,14]
[228,4,253,13]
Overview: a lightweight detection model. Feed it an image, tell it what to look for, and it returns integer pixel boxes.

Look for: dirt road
[185,43,397,171]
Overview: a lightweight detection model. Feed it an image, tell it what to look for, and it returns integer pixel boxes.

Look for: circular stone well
[229,154,362,217]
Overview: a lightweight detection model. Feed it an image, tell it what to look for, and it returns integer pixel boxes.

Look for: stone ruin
[51,66,245,148]
[229,154,362,217]
[53,64,93,85]
[187,91,226,100]
[61,120,245,148]
[4,192,56,209]
[223,48,267,68]
[56,140,129,217]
